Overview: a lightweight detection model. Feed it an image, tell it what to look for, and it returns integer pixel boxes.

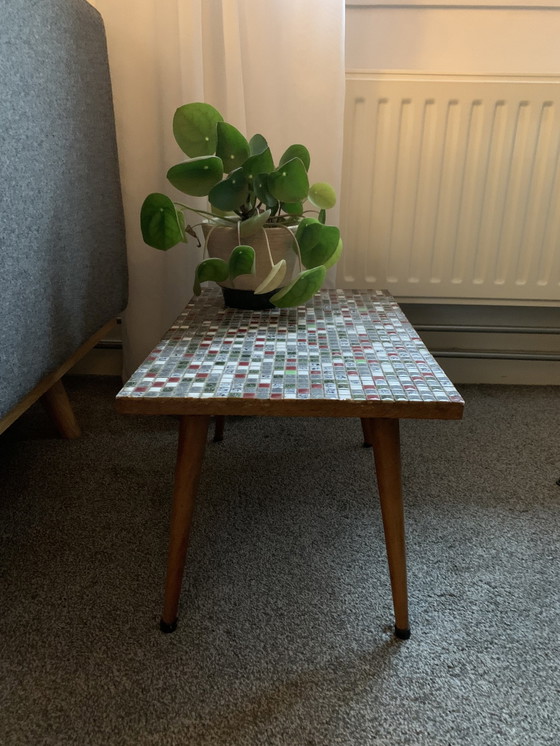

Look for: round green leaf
[280,144,310,171]
[208,169,249,212]
[211,204,235,218]
[249,133,269,156]
[239,209,271,238]
[177,210,187,242]
[295,217,322,252]
[140,193,183,250]
[216,122,250,173]
[166,156,223,196]
[173,102,224,157]
[242,147,275,181]
[268,158,309,203]
[229,245,255,280]
[193,258,229,295]
[253,173,278,210]
[308,182,337,209]
[301,225,340,269]
[282,201,303,216]
[324,238,343,269]
[270,265,326,308]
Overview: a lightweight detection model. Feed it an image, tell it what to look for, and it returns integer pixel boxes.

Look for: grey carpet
[1,377,559,746]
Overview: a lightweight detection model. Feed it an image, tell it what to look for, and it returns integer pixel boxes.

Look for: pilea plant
[140,102,342,308]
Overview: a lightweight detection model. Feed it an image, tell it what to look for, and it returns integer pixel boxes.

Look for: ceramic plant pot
[202,223,297,309]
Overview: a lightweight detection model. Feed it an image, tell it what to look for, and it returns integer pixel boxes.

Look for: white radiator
[340,72,560,304]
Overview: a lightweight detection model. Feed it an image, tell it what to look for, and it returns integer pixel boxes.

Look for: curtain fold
[91,0,346,374]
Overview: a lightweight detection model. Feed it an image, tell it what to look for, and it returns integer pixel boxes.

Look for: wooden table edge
[115,396,464,420]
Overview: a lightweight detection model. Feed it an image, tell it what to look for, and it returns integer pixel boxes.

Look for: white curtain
[90,0,346,375]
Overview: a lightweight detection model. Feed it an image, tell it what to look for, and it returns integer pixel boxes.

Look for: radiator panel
[340,73,560,303]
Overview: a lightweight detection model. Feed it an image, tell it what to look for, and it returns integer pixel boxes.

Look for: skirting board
[435,357,559,385]
[404,302,559,385]
[70,348,123,377]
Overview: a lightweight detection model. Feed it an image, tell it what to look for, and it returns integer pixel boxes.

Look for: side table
[116,289,464,638]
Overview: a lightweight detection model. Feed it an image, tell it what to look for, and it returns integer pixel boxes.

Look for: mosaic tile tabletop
[117,289,464,415]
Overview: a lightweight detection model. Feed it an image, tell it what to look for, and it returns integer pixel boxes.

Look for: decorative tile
[117,289,464,406]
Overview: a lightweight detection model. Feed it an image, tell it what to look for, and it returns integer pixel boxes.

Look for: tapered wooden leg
[160,414,210,633]
[213,415,225,442]
[360,418,372,447]
[368,418,410,639]
[40,379,81,438]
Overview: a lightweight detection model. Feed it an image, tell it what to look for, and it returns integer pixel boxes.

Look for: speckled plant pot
[202,223,297,309]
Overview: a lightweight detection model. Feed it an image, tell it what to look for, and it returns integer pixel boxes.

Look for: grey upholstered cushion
[0,0,128,418]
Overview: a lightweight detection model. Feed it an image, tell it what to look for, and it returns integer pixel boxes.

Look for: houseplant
[140,102,342,309]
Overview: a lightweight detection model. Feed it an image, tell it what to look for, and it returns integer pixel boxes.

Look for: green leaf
[166,156,223,196]
[254,260,287,294]
[173,102,223,157]
[242,147,275,182]
[324,237,343,269]
[216,122,250,173]
[211,204,235,218]
[193,258,229,295]
[282,201,303,216]
[308,182,337,209]
[238,209,271,238]
[140,193,183,250]
[280,144,310,171]
[318,209,326,224]
[249,134,268,156]
[268,158,309,203]
[177,210,187,242]
[295,217,322,252]
[301,226,340,269]
[253,173,278,210]
[229,245,255,280]
[270,265,327,308]
[208,169,249,212]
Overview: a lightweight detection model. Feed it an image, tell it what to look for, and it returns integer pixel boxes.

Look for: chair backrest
[0,0,128,418]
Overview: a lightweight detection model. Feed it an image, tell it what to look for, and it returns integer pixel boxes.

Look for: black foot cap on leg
[159,618,178,634]
[395,625,411,640]
[213,435,224,443]
[362,441,372,448]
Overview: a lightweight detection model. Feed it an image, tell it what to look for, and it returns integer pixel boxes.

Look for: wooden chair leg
[368,418,410,639]
[40,379,81,438]
[160,414,210,633]
[213,415,225,442]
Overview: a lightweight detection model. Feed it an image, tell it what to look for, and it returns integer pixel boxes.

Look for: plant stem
[174,203,238,224]
[275,224,302,273]
[262,227,274,270]
[204,224,220,260]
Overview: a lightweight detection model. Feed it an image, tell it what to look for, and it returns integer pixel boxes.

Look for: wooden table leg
[367,418,411,639]
[160,414,210,633]
[360,417,372,447]
[213,415,225,442]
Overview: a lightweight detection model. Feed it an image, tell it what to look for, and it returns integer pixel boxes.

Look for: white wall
[346,4,560,73]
